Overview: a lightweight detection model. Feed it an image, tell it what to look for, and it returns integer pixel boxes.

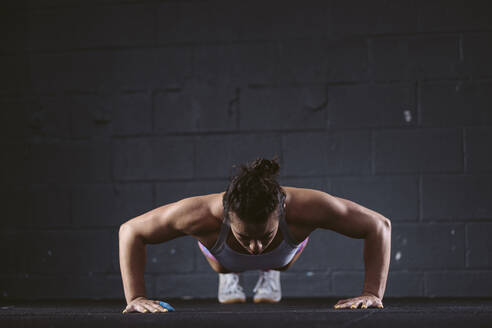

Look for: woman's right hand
[122,297,173,313]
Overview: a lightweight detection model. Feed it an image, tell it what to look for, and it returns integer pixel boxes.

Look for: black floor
[1,298,492,328]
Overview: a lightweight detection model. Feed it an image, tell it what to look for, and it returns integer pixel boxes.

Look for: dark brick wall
[1,0,491,300]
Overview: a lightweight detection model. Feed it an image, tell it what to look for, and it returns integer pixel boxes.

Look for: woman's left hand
[333,292,384,309]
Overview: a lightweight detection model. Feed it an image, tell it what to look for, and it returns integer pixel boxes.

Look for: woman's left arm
[361,217,391,301]
[297,189,391,309]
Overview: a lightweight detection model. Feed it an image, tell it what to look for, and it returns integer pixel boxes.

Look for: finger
[123,304,135,313]
[337,302,352,309]
[369,298,383,309]
[158,301,175,312]
[334,298,352,308]
[142,303,157,313]
[350,301,362,309]
[366,298,377,308]
[149,303,167,313]
[150,300,171,312]
[368,300,383,309]
[135,304,149,313]
[361,300,368,309]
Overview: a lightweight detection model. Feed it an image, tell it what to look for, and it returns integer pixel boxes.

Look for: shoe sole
[253,297,281,303]
[219,298,246,304]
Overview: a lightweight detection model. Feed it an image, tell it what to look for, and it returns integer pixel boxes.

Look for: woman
[119,157,391,313]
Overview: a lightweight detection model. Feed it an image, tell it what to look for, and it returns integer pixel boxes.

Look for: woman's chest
[196,219,312,254]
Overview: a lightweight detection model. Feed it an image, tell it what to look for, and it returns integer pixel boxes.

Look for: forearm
[362,219,391,299]
[119,225,147,304]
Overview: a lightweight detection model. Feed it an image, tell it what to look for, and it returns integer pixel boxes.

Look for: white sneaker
[218,273,246,304]
[253,270,281,303]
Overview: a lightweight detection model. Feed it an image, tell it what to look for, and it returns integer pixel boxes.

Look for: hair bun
[246,156,280,178]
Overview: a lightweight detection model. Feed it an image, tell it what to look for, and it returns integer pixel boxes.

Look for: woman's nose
[249,240,263,254]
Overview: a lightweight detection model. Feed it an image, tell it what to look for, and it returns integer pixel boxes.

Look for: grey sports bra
[208,192,306,272]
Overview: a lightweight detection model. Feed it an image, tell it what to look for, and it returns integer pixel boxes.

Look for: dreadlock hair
[222,156,285,225]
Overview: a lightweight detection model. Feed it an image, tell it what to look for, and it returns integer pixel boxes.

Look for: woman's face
[228,203,284,254]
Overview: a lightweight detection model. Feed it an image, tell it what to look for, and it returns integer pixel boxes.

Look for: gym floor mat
[1,298,491,327]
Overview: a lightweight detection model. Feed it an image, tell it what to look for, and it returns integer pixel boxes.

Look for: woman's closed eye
[240,231,273,242]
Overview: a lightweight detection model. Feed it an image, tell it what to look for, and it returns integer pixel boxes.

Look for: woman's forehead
[228,206,279,222]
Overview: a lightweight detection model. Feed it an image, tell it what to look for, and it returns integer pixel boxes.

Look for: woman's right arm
[118,195,210,313]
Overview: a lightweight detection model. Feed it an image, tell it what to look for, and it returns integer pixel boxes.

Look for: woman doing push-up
[119,157,391,313]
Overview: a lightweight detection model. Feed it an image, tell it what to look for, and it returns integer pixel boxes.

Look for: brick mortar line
[463,128,468,173]
[5,220,492,234]
[391,220,492,224]
[191,135,197,180]
[459,33,465,62]
[4,34,492,63]
[5,269,492,278]
[332,269,492,273]
[465,223,469,269]
[415,80,421,125]
[423,271,428,295]
[6,172,492,186]
[6,0,168,11]
[4,78,492,99]
[2,225,491,237]
[7,125,492,142]
[6,29,492,55]
[418,175,423,222]
[9,172,492,186]
[373,77,481,83]
[371,129,375,175]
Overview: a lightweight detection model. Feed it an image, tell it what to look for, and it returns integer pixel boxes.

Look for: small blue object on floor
[159,301,175,312]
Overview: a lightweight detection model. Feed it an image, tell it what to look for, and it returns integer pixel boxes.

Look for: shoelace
[253,271,278,293]
[223,274,244,295]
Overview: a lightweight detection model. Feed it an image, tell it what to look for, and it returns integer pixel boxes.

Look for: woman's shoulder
[182,192,224,237]
[282,186,324,238]
[179,192,224,248]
